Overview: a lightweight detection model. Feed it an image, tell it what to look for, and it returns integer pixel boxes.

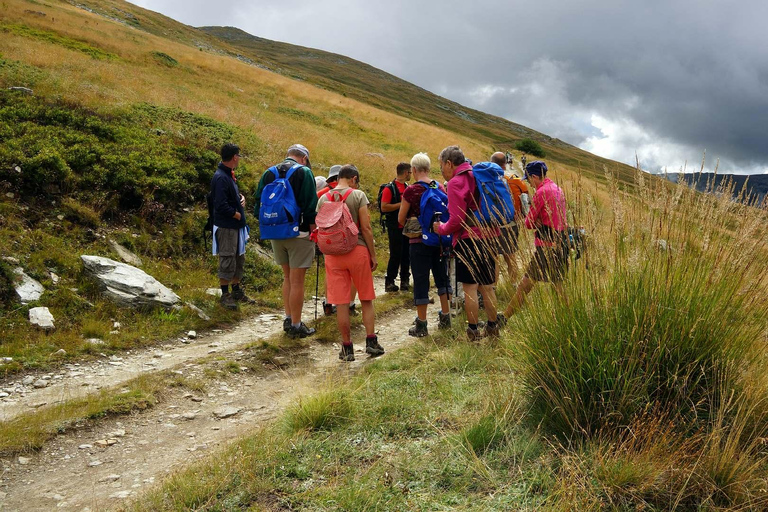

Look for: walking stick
[314,250,320,321]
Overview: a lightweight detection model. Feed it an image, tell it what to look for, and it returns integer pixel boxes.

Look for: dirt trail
[0,289,438,511]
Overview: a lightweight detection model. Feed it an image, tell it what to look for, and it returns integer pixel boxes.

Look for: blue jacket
[210,162,246,230]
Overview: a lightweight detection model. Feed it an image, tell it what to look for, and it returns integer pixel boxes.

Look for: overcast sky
[133,0,768,174]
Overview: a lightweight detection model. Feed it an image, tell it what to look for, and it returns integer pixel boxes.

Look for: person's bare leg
[416,304,428,321]
[280,264,292,318]
[504,276,535,317]
[289,267,307,324]
[505,254,517,283]
[336,303,351,344]
[438,294,449,313]
[361,299,375,336]
[479,284,497,322]
[463,283,479,325]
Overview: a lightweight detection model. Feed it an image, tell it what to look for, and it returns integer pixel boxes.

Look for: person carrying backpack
[209,143,254,310]
[379,163,412,293]
[503,160,568,318]
[491,151,528,282]
[397,153,452,337]
[254,144,318,338]
[433,145,502,340]
[315,165,383,361]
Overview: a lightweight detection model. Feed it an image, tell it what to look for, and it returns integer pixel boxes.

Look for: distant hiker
[521,155,527,169]
[504,160,568,318]
[433,145,501,340]
[491,151,527,281]
[380,162,412,292]
[397,153,452,337]
[210,143,253,309]
[254,144,318,338]
[315,164,383,361]
[316,165,341,198]
[315,176,327,193]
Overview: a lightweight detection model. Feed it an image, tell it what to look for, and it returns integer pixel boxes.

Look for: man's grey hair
[410,152,431,173]
[438,145,466,166]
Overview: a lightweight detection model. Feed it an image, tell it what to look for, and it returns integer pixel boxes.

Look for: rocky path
[0,289,435,511]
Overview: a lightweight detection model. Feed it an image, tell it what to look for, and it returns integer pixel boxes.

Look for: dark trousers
[385,225,410,283]
[410,242,452,305]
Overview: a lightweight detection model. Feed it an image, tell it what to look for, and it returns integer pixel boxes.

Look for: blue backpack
[417,181,452,249]
[259,163,302,240]
[470,162,515,226]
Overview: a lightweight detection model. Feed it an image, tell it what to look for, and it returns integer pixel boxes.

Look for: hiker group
[209,142,570,362]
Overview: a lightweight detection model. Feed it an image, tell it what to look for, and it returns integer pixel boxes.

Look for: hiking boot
[220,292,238,310]
[288,322,316,339]
[438,311,452,330]
[399,280,410,292]
[409,318,428,338]
[339,343,355,362]
[466,327,484,342]
[484,321,500,338]
[385,280,399,293]
[478,293,485,310]
[365,336,385,356]
[349,303,358,316]
[283,317,292,333]
[323,301,336,316]
[232,288,255,304]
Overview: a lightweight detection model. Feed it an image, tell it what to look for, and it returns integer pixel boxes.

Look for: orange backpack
[315,189,359,255]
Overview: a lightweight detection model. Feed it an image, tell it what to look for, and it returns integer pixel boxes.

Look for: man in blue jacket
[211,143,252,309]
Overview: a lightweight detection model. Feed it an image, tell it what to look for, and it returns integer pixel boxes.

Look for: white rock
[14,269,45,303]
[213,406,241,419]
[18,456,31,465]
[49,271,60,285]
[80,256,179,308]
[181,412,197,420]
[33,379,49,389]
[88,460,103,467]
[22,376,35,386]
[29,307,55,330]
[78,444,93,450]
[109,490,132,499]
[206,288,223,297]
[5,192,14,198]
[52,349,66,357]
[2,256,20,265]
[99,474,121,483]
[188,330,197,339]
[107,429,126,438]
[1,357,12,363]
[0,392,8,398]
[185,302,210,321]
[85,338,105,345]
[108,239,143,267]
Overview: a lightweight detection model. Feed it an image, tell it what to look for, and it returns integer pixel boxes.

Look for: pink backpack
[315,189,359,255]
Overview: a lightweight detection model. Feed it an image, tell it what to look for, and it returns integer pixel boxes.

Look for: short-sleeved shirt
[506,176,529,219]
[316,186,370,246]
[403,180,445,244]
[381,180,407,229]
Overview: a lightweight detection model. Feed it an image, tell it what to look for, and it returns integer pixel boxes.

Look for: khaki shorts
[216,228,245,280]
[271,237,315,269]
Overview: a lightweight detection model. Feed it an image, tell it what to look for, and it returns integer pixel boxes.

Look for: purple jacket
[436,162,489,245]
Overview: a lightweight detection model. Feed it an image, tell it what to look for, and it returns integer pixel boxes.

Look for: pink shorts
[324,245,376,304]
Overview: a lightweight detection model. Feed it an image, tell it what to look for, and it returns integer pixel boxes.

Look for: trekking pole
[314,250,320,321]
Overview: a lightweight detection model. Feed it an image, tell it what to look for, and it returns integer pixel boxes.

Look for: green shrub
[60,197,100,228]
[284,390,353,433]
[151,51,178,67]
[515,138,545,157]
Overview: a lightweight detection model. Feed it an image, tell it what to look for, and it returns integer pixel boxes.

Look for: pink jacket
[525,177,567,247]
[437,162,487,245]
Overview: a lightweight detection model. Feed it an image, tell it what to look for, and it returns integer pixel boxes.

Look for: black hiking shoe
[399,280,410,292]
[349,303,358,316]
[288,322,316,339]
[365,336,385,356]
[478,293,485,310]
[385,280,399,293]
[323,301,336,316]
[438,311,451,330]
[496,313,507,328]
[339,343,355,362]
[220,292,238,310]
[283,317,292,333]
[232,288,255,304]
[409,318,428,338]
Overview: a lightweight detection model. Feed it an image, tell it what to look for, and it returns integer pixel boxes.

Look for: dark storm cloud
[133,0,768,173]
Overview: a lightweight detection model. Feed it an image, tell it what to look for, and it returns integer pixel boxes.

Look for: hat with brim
[288,143,311,169]
[328,165,342,181]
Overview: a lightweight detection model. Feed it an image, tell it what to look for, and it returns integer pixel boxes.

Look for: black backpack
[376,181,402,231]
[203,191,214,250]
